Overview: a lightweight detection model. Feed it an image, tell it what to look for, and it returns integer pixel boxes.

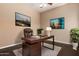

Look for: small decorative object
[37,28,43,35]
[15,12,31,27]
[46,27,52,36]
[70,28,79,50]
[50,17,64,29]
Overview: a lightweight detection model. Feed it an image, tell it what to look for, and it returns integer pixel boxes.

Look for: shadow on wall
[14,30,24,44]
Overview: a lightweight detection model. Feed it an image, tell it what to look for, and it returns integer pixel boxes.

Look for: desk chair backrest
[24,28,33,38]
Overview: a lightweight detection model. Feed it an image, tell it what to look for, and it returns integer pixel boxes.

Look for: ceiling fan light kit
[40,3,53,8]
[40,3,47,8]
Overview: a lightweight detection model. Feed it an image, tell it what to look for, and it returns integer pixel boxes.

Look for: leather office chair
[24,28,33,38]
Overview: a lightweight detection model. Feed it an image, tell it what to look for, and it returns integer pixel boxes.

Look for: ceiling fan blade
[48,3,53,5]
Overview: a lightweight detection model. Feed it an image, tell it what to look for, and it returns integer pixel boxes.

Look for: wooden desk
[22,35,54,56]
[40,35,54,50]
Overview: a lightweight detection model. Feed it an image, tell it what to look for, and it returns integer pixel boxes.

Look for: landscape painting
[15,12,31,27]
[50,17,64,29]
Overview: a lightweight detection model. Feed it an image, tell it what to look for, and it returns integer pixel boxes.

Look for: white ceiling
[26,3,67,13]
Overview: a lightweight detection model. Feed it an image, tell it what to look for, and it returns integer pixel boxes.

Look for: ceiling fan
[40,3,53,8]
[48,3,53,5]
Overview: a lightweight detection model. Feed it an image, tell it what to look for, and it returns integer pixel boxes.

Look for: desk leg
[53,36,54,50]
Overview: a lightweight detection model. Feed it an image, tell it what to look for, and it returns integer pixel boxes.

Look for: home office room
[0,0,79,58]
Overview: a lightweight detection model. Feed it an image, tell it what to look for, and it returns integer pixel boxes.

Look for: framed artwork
[15,12,31,27]
[50,17,64,29]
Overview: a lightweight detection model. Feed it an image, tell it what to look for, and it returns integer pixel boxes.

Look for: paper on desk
[31,36,40,39]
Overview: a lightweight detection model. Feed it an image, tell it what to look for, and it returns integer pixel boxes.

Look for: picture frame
[50,17,64,29]
[15,12,31,27]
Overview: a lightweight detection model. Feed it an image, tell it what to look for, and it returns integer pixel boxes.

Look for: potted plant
[70,28,79,50]
[37,28,43,35]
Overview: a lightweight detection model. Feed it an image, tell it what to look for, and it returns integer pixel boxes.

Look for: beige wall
[0,4,40,47]
[40,4,79,44]
[0,3,79,48]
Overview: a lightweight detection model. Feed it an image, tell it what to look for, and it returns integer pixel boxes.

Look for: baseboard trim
[0,41,71,50]
[55,40,71,45]
[0,43,22,50]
